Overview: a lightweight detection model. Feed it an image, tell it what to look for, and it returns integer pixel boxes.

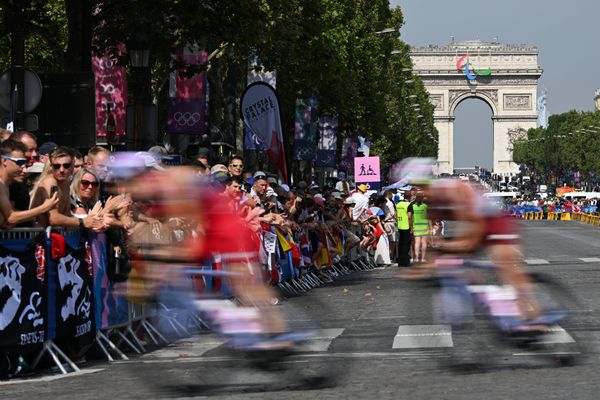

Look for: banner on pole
[93,56,128,142]
[240,82,288,182]
[316,116,338,168]
[293,97,319,161]
[244,57,274,150]
[167,48,208,134]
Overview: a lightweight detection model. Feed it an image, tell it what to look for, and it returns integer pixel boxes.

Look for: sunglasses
[52,163,72,170]
[230,164,243,168]
[1,155,28,167]
[80,180,100,188]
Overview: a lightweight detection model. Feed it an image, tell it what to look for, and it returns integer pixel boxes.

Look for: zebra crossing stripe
[525,259,550,265]
[393,325,453,349]
[579,257,600,263]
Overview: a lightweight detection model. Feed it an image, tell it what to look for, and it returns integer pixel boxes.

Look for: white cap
[135,152,164,171]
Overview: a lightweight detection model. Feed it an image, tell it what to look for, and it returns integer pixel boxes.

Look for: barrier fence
[0,223,375,378]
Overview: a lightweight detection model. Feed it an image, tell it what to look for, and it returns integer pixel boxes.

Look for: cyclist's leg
[226,260,289,335]
[488,243,542,321]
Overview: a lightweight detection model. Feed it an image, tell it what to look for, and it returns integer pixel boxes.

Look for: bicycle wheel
[120,285,341,398]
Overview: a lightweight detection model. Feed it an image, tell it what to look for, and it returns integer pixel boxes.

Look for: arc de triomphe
[411,40,542,174]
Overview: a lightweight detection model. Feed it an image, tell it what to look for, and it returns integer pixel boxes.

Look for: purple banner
[316,116,338,168]
[167,98,206,134]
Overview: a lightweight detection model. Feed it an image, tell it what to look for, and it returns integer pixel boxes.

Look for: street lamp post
[129,28,151,150]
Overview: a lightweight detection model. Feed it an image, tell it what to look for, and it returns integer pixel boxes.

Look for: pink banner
[167,50,208,134]
[354,156,380,183]
[93,56,128,142]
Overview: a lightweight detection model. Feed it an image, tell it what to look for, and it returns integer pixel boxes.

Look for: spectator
[70,168,101,215]
[73,150,84,176]
[8,131,39,225]
[86,146,111,180]
[335,171,350,195]
[8,131,38,166]
[30,146,104,230]
[0,140,58,228]
[352,184,369,220]
[38,142,58,165]
[228,155,244,177]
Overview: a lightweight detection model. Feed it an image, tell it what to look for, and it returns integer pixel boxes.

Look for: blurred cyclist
[396,158,542,324]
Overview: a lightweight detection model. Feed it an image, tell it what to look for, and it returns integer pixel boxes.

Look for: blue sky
[390,0,599,168]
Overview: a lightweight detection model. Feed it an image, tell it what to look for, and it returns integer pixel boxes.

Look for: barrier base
[95,330,129,361]
[30,340,81,375]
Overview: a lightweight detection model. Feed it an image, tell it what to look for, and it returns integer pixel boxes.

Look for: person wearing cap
[148,145,172,164]
[38,142,58,165]
[228,155,244,178]
[307,182,320,195]
[351,183,369,221]
[249,172,268,208]
[196,147,211,168]
[135,152,165,172]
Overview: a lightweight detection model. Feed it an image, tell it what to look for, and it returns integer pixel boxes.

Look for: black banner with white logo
[0,235,47,351]
[54,242,95,348]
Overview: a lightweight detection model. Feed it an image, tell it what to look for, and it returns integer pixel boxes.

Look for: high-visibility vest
[396,200,411,230]
[412,203,429,236]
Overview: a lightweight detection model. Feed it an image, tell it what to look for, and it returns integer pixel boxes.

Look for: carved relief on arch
[448,89,498,114]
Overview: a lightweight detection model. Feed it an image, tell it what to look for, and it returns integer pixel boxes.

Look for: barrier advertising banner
[89,233,128,329]
[0,235,47,350]
[241,82,288,182]
[53,241,95,347]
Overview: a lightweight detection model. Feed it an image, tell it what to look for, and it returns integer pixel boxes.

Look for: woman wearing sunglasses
[70,168,101,215]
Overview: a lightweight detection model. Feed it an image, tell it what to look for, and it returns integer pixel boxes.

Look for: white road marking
[0,368,104,386]
[579,257,600,263]
[303,328,345,352]
[393,325,453,349]
[525,259,550,265]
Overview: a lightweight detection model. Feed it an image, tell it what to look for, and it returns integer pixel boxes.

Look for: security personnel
[396,193,412,267]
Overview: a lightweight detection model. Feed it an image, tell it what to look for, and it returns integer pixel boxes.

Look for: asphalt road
[3,220,600,399]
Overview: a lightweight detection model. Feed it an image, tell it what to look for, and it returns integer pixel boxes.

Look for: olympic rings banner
[167,48,208,134]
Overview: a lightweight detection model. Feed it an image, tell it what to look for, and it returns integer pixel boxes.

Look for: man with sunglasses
[7,131,39,226]
[31,146,104,231]
[0,140,59,228]
[228,155,244,178]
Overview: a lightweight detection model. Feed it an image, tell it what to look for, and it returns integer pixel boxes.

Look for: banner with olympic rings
[167,48,208,134]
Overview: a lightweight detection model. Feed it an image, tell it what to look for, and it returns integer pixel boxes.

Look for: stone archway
[411,40,542,174]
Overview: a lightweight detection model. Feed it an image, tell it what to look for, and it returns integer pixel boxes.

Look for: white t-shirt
[352,191,369,220]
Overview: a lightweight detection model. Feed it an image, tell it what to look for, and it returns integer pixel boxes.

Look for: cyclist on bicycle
[396,159,542,324]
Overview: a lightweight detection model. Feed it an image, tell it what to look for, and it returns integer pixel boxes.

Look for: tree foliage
[0,0,437,169]
[513,110,600,176]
